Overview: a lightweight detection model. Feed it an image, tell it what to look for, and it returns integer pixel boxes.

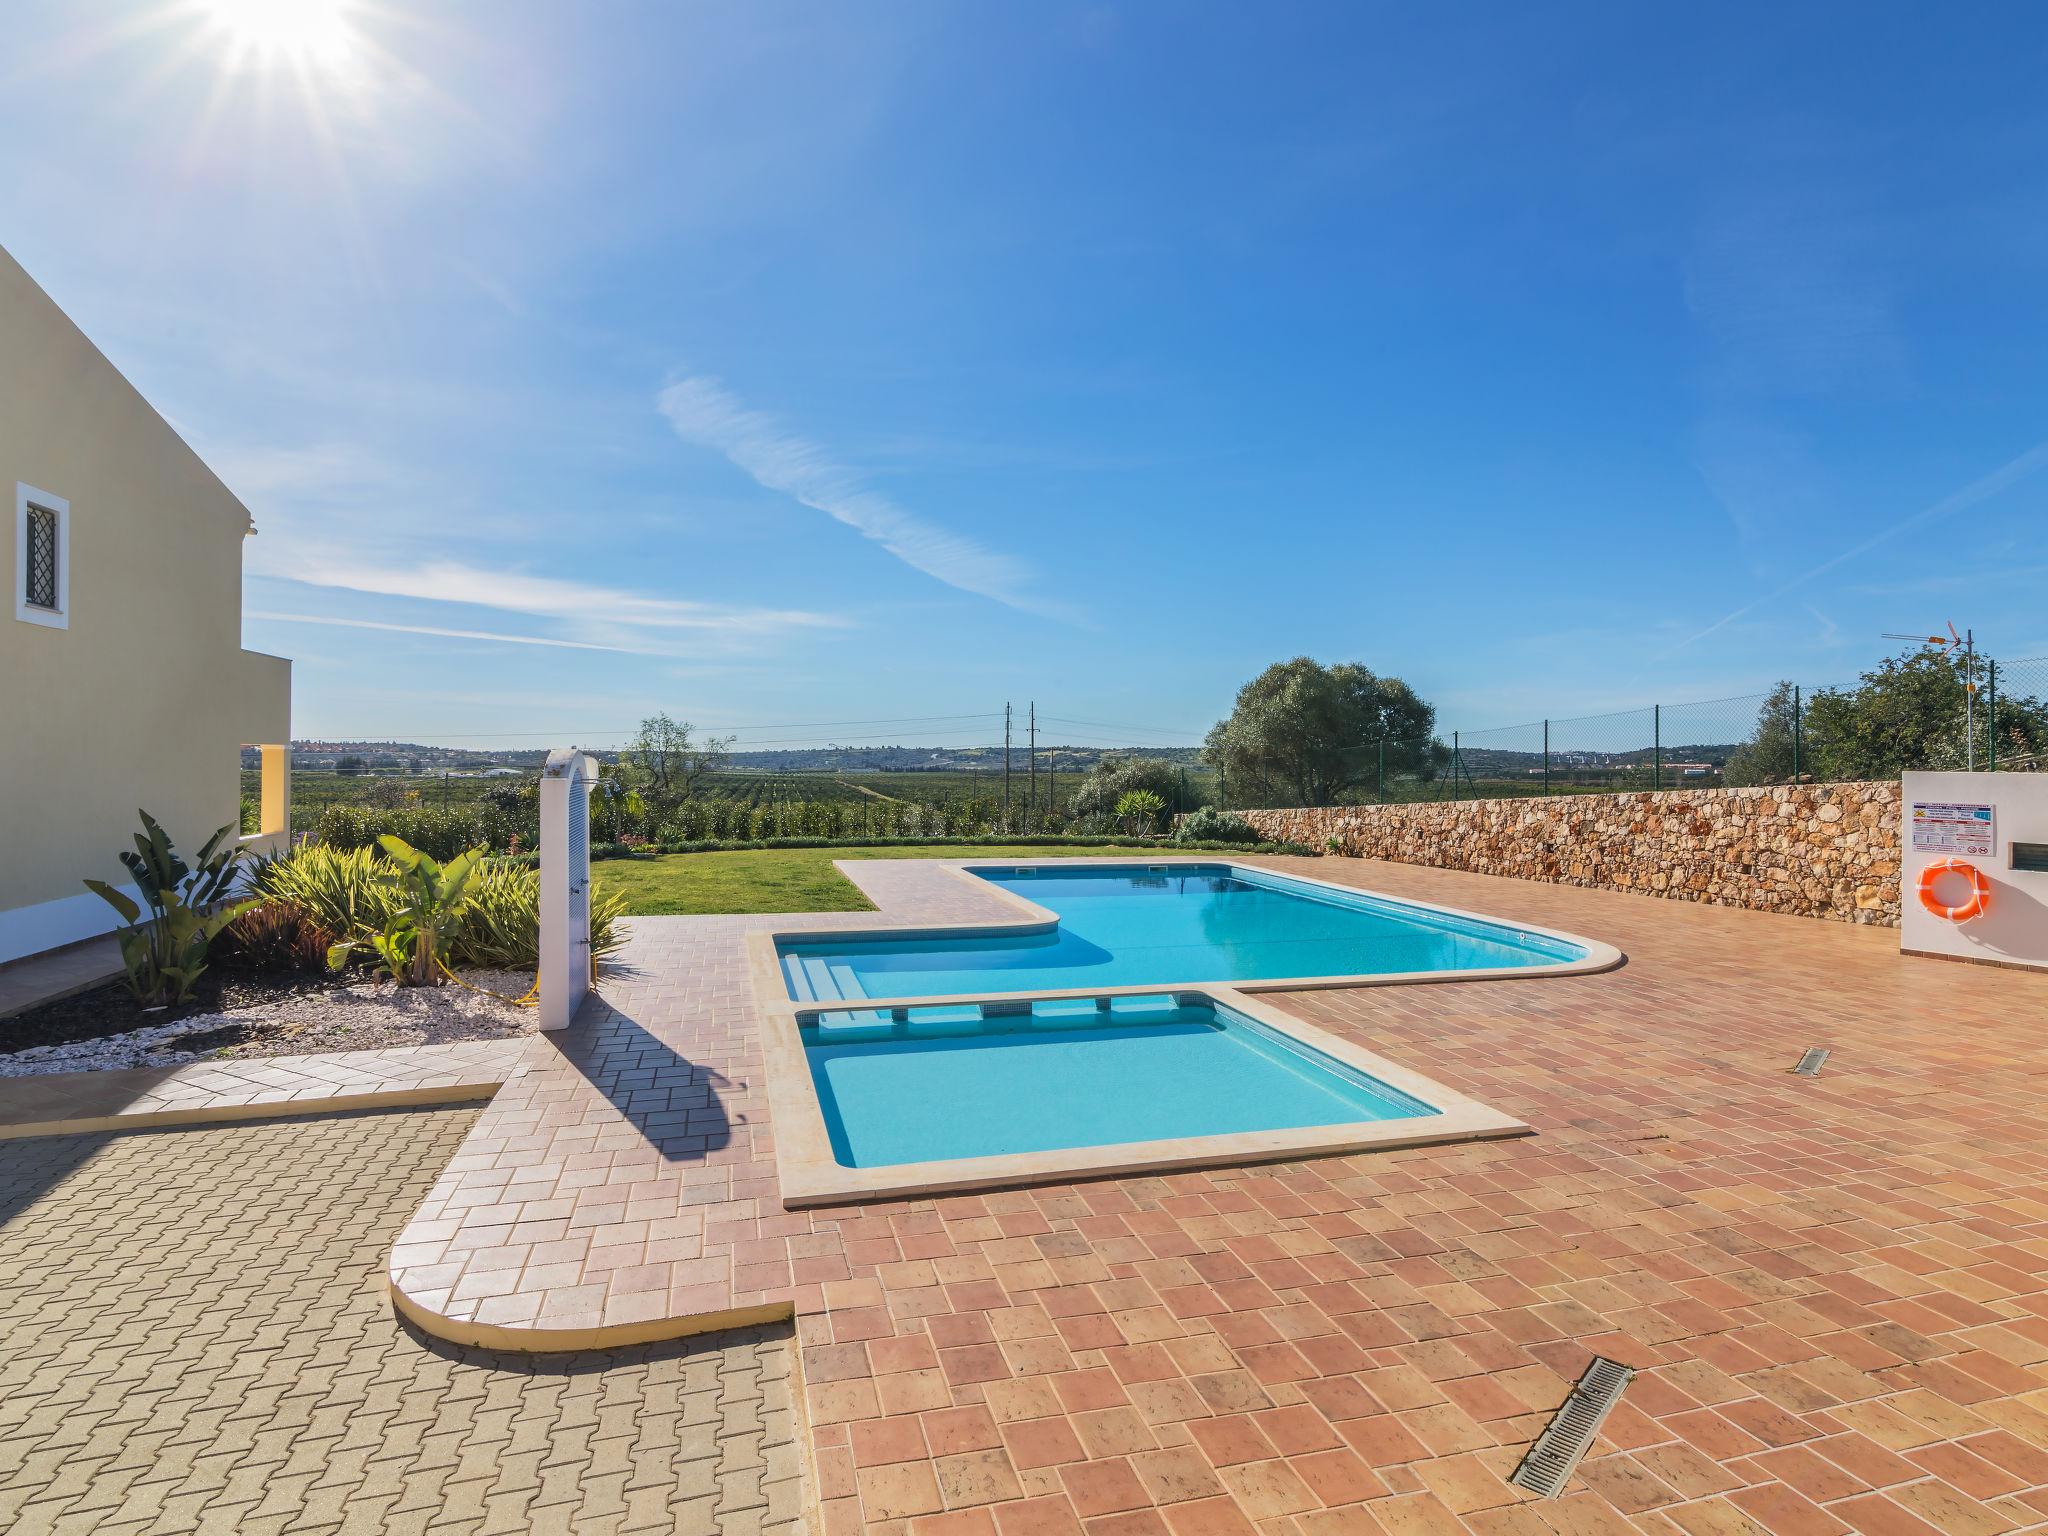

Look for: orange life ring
[1917,857,1990,922]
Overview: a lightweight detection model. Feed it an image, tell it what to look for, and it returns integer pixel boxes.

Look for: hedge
[308,804,489,863]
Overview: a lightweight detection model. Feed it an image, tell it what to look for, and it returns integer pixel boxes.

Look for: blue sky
[7,2,2048,752]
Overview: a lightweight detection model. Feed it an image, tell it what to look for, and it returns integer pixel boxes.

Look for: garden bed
[1,965,539,1076]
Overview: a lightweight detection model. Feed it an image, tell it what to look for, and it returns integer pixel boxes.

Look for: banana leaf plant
[327,835,485,986]
[84,811,254,1008]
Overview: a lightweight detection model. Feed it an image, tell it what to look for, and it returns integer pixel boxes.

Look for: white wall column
[539,748,598,1030]
[1901,770,2048,971]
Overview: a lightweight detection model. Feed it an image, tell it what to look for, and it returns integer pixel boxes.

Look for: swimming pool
[760,986,1532,1203]
[803,994,1436,1168]
[779,862,1596,1002]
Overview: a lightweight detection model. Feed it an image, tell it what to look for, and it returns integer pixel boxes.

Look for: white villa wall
[1900,771,2048,972]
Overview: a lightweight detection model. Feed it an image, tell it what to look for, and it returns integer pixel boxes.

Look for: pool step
[789,953,869,1003]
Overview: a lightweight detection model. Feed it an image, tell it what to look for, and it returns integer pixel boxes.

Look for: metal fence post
[1653,705,1661,790]
[1452,731,1460,801]
[1542,720,1550,797]
[1988,661,1998,772]
[1377,737,1385,803]
[1792,686,1801,784]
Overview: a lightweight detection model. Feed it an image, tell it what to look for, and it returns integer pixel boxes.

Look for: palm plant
[1114,788,1168,838]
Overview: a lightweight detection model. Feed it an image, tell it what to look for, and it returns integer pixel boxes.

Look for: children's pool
[779,863,1589,1002]
[800,994,1438,1169]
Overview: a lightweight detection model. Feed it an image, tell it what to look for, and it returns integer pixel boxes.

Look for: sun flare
[200,0,359,69]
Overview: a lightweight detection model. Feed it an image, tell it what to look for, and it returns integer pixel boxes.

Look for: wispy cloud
[657,375,1069,619]
[1661,435,2048,658]
[246,611,654,654]
[251,551,846,639]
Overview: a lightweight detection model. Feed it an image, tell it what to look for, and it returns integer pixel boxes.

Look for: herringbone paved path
[0,1109,806,1535]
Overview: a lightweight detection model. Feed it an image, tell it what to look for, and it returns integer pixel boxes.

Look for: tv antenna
[1882,622,1977,770]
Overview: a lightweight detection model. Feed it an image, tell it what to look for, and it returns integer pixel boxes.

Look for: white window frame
[15,483,69,629]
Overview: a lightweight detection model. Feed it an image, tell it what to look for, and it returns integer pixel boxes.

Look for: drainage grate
[1507,1356,1635,1498]
[1791,1047,1830,1077]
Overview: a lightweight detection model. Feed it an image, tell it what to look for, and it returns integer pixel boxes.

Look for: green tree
[1805,647,1979,781]
[1068,756,1183,824]
[1205,657,1438,807]
[1722,681,1801,786]
[1988,679,2048,768]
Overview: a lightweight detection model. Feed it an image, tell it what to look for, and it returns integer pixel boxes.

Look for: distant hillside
[280,741,1207,773]
[719,745,1208,773]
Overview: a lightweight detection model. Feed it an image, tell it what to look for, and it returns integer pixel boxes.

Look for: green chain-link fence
[1334,654,2048,804]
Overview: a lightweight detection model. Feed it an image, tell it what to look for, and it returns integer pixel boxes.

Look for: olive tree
[1722,681,1801,786]
[628,713,735,806]
[1205,657,1438,807]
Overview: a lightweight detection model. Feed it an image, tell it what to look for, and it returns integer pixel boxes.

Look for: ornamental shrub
[1172,807,1261,845]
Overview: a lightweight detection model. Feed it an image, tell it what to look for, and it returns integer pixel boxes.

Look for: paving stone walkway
[0,1108,806,1535]
[392,856,2048,1534]
[0,1039,524,1140]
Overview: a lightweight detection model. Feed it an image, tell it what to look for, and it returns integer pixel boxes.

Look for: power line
[1038,713,1207,739]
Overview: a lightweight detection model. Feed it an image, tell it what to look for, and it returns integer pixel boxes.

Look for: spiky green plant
[84,811,255,1007]
[254,843,400,939]
[448,861,629,970]
[1114,788,1168,838]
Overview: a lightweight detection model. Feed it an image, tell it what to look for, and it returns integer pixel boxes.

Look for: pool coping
[745,858,1617,1206]
[748,857,1623,1012]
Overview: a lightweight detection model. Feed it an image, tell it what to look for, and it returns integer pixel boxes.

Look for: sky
[5,1,2048,753]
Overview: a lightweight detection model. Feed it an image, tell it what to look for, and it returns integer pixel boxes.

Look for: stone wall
[1221,781,1903,925]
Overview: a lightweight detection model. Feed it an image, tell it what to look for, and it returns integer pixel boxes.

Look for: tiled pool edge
[760,856,1625,1009]
[757,983,1532,1207]
[748,858,1582,1203]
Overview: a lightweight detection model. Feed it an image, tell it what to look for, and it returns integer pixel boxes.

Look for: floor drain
[1507,1356,1635,1498]
[1791,1048,1830,1077]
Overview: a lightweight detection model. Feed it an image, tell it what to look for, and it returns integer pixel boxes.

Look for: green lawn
[593,844,1183,915]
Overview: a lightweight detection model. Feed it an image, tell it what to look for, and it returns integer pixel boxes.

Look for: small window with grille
[26,506,57,608]
[15,484,69,629]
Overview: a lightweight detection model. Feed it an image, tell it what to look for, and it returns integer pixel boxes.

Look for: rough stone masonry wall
[1223,781,1903,926]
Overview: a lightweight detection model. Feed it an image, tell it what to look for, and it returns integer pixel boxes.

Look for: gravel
[0,968,540,1077]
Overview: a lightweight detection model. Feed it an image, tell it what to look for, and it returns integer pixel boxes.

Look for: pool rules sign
[1911,800,1995,856]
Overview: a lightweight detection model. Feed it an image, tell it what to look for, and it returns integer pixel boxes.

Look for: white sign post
[539,748,599,1031]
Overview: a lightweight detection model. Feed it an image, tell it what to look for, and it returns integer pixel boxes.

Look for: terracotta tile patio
[387,856,2048,1533]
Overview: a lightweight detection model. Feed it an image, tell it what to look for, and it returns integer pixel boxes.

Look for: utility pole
[1003,704,1012,829]
[1028,703,1037,830]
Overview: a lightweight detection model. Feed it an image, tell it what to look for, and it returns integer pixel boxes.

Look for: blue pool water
[802,995,1437,1167]
[780,863,1585,1002]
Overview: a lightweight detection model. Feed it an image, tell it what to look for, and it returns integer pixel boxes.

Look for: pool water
[801,995,1436,1168]
[780,863,1585,1002]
